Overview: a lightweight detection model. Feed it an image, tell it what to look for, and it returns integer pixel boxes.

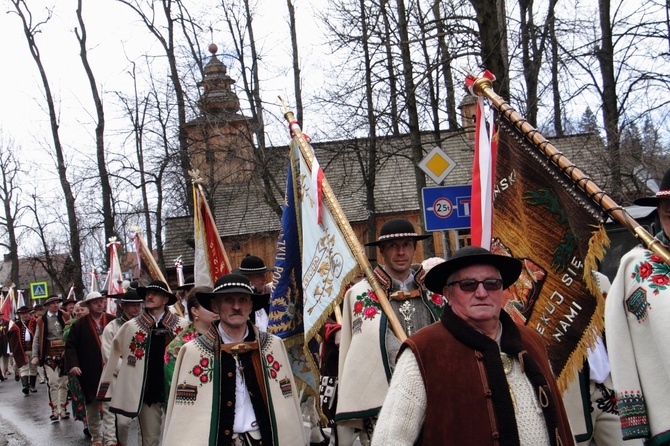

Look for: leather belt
[389,290,421,300]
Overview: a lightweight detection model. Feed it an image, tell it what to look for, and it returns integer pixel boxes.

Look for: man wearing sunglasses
[336,218,445,445]
[372,245,574,445]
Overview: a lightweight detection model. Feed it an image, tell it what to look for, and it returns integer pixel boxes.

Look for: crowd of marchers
[1,170,669,446]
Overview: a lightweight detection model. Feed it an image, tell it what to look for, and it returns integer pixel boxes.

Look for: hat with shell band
[634,168,670,207]
[195,273,254,312]
[120,288,144,303]
[136,280,177,306]
[232,255,274,274]
[364,218,430,247]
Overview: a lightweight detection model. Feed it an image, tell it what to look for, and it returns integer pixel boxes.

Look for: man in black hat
[162,273,305,446]
[31,295,71,422]
[336,218,445,445]
[372,246,574,445]
[605,167,670,443]
[62,295,77,318]
[100,288,144,446]
[97,280,187,446]
[65,291,115,446]
[7,306,37,394]
[233,255,273,332]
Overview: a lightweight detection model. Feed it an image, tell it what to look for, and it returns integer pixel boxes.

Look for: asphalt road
[0,374,138,446]
[0,373,340,446]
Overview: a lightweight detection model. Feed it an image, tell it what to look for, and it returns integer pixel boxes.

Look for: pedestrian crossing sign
[30,281,48,300]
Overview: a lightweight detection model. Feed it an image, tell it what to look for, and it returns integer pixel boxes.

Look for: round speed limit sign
[432,197,454,218]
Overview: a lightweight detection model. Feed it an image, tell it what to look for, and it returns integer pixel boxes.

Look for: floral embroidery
[595,383,618,415]
[265,353,282,380]
[129,331,149,361]
[633,251,670,294]
[165,328,198,364]
[353,290,381,320]
[190,356,213,385]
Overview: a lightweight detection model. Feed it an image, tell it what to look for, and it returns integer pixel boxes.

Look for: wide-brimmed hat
[44,295,63,306]
[424,246,522,295]
[634,168,670,207]
[196,273,254,312]
[16,306,31,314]
[83,291,105,305]
[232,255,274,275]
[365,218,430,247]
[174,275,195,291]
[137,280,177,306]
[62,295,77,306]
[120,288,144,303]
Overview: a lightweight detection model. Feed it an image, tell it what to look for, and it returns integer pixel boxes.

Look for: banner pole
[280,97,407,342]
[472,77,670,266]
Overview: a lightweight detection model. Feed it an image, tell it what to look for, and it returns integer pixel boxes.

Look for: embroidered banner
[492,119,609,392]
[193,185,232,287]
[269,140,359,396]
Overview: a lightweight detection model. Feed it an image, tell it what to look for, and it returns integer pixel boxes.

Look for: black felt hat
[137,280,177,306]
[424,246,522,295]
[120,288,144,303]
[174,275,195,291]
[634,168,670,207]
[365,218,430,247]
[16,306,31,314]
[195,273,270,311]
[232,255,274,275]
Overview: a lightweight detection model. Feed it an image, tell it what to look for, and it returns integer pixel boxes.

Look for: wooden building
[163,46,609,283]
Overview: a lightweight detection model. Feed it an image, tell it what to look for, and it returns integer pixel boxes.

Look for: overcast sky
[0,0,327,177]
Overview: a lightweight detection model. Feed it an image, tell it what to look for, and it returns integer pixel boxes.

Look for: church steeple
[198,43,241,115]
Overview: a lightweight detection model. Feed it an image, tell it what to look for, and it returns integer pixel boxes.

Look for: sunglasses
[447,278,503,292]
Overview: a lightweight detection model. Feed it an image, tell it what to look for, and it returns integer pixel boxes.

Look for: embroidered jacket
[163,322,305,446]
[97,310,188,417]
[605,232,670,445]
[336,265,444,426]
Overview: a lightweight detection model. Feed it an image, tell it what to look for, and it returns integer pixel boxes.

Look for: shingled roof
[163,128,608,267]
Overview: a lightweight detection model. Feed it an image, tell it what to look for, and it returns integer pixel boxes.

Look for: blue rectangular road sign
[422,185,472,231]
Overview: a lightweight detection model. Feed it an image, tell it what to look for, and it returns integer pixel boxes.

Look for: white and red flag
[193,182,232,286]
[16,289,25,310]
[465,70,498,249]
[105,236,123,315]
[0,289,12,321]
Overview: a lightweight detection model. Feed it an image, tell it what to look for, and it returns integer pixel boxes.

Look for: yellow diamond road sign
[419,147,456,184]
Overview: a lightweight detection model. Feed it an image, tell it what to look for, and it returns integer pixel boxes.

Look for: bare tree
[116,0,201,213]
[75,0,115,257]
[286,0,303,127]
[9,0,85,296]
[396,0,434,256]
[0,133,25,286]
[468,0,510,98]
[220,0,283,216]
[515,0,558,126]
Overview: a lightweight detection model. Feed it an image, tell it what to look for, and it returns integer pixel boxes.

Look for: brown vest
[403,321,574,446]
